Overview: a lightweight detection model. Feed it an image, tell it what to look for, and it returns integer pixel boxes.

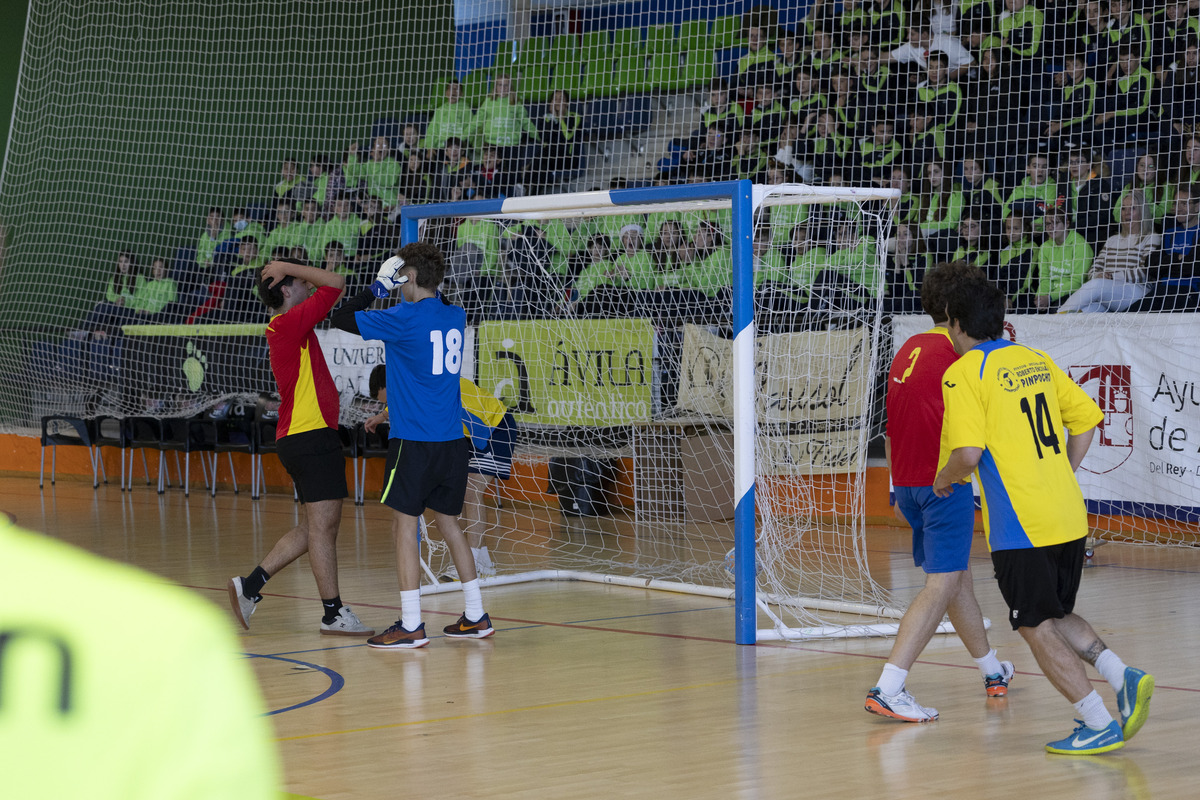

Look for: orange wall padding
[5,433,1195,544]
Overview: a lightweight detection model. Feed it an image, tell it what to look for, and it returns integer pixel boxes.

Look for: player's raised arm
[329,255,407,335]
[260,259,346,295]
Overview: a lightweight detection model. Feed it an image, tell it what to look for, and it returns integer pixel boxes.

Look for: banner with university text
[677,324,874,475]
[892,314,1200,520]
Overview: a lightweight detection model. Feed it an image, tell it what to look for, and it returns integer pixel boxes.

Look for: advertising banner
[892,314,1200,518]
[474,319,654,426]
[678,325,874,474]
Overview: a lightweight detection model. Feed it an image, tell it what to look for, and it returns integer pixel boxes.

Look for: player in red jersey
[865,262,1012,723]
[226,259,374,636]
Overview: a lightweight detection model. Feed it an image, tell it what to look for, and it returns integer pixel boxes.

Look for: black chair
[40,415,106,489]
[338,424,361,506]
[355,421,390,505]
[126,416,173,494]
[93,416,155,491]
[158,416,215,497]
[252,394,296,501]
[193,400,256,497]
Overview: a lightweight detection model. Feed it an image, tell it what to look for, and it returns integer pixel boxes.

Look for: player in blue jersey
[932,273,1153,755]
[331,243,494,648]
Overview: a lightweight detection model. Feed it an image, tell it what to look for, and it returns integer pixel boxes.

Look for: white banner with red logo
[892,314,1200,517]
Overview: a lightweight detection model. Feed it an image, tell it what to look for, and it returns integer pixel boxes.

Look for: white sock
[973,648,1004,677]
[461,579,485,622]
[877,663,907,696]
[1073,690,1114,730]
[400,590,422,631]
[1095,649,1128,693]
[472,546,493,569]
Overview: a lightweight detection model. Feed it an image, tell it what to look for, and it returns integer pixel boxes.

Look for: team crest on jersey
[997,368,1018,392]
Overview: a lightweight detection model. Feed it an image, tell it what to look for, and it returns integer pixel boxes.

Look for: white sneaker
[320,606,376,637]
[865,687,939,722]
[439,563,460,582]
[227,577,259,630]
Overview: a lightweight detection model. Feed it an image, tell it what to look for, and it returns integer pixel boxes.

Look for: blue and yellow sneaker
[1117,667,1155,741]
[1046,719,1124,755]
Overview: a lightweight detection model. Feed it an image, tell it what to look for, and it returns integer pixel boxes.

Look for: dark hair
[255,257,306,310]
[944,270,1005,340]
[114,250,139,295]
[921,261,984,323]
[396,241,447,290]
[207,206,222,217]
[369,364,387,400]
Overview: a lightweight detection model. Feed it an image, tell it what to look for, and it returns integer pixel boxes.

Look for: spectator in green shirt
[295,199,326,265]
[919,160,965,250]
[196,206,231,271]
[1004,152,1059,219]
[230,207,266,243]
[321,240,354,278]
[994,212,1038,308]
[615,223,657,290]
[274,156,303,202]
[812,215,880,309]
[129,257,178,322]
[299,154,332,210]
[1113,152,1174,226]
[424,79,477,153]
[570,233,621,314]
[322,196,362,258]
[80,251,141,339]
[362,135,402,207]
[435,137,474,200]
[1092,44,1156,148]
[474,73,538,174]
[1034,210,1095,310]
[998,0,1045,61]
[950,212,991,268]
[263,199,305,256]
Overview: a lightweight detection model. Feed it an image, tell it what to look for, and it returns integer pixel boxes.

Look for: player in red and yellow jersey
[933,273,1153,755]
[226,259,375,637]
[866,263,1011,725]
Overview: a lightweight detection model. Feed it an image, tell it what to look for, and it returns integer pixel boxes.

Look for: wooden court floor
[5,474,1198,799]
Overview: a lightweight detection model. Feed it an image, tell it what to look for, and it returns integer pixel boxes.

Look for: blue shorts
[894,483,976,574]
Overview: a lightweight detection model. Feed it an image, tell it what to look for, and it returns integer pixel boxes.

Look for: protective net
[1,0,1198,617]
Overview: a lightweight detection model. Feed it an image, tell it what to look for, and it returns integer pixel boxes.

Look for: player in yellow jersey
[0,518,279,798]
[932,274,1154,755]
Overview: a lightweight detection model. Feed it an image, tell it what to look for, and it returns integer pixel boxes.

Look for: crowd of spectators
[78,0,1200,336]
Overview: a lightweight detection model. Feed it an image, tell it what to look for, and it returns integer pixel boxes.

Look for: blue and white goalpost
[399,180,907,644]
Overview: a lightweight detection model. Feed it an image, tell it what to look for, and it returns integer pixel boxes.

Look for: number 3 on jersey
[429,329,463,376]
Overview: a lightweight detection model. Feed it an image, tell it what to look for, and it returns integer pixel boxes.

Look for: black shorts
[468,412,517,479]
[276,427,348,504]
[991,538,1087,630]
[381,437,470,517]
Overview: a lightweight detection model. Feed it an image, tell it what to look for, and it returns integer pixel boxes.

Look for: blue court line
[245,653,345,716]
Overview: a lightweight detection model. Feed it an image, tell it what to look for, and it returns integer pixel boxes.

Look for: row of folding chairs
[39,404,392,505]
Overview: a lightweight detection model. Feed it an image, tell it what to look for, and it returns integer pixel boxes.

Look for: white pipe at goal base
[418,569,981,642]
